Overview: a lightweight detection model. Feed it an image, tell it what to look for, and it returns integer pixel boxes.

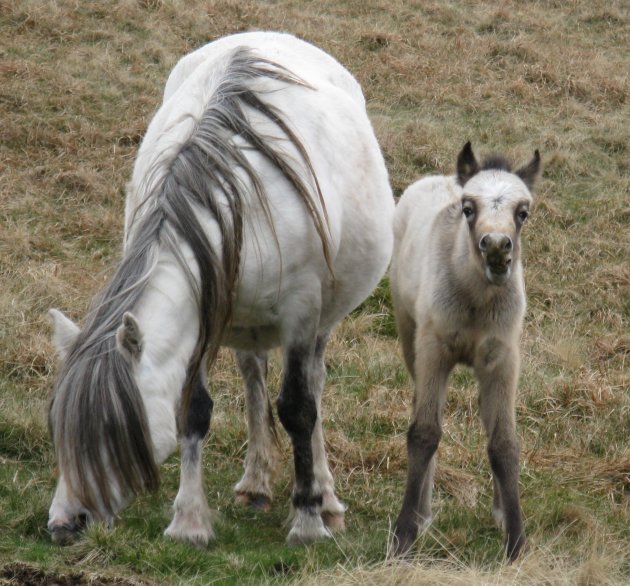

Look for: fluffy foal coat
[390,142,541,560]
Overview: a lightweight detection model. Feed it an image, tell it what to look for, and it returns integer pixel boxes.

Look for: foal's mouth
[484,257,512,285]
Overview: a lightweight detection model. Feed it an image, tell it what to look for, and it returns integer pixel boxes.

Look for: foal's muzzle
[479,232,513,285]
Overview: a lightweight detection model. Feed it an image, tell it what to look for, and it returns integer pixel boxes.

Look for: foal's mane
[50,47,332,518]
[480,155,512,172]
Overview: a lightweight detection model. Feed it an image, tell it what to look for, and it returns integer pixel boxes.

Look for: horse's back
[129,32,393,350]
[163,32,365,106]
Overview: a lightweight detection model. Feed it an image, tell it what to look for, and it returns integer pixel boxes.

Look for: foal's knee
[487,435,519,473]
[407,420,442,456]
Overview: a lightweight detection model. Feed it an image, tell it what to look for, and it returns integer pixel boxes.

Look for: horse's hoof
[321,511,345,531]
[49,523,79,545]
[235,491,272,512]
[164,504,216,547]
[164,516,215,547]
[164,524,215,547]
[286,512,331,546]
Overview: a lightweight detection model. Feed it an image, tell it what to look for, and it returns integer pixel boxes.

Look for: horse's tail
[160,47,332,427]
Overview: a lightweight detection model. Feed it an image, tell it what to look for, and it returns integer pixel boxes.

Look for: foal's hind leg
[233,350,277,511]
[310,331,346,530]
[165,370,215,546]
[476,342,526,561]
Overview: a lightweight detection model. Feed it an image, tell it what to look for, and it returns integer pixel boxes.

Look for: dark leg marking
[277,345,321,513]
[393,420,442,556]
[164,369,215,546]
[185,372,213,441]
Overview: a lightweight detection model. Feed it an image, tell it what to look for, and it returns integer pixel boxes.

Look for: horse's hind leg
[165,369,215,546]
[476,344,526,561]
[277,326,330,544]
[310,331,346,530]
[233,350,277,511]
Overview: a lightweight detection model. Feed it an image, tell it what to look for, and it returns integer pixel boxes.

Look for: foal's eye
[517,210,529,222]
[462,205,474,219]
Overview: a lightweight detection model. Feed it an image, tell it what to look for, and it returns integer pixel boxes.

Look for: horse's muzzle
[480,232,513,285]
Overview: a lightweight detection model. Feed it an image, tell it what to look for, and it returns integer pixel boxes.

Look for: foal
[390,142,541,560]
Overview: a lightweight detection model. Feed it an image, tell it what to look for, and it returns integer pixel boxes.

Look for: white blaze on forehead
[464,171,533,209]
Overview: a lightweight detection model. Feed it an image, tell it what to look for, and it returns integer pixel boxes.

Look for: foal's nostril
[479,235,489,251]
[502,236,513,252]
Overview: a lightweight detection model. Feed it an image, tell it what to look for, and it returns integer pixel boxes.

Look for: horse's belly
[223,325,282,351]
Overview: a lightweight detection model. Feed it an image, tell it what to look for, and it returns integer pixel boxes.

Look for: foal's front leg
[393,327,452,556]
[165,370,215,546]
[233,350,277,510]
[277,341,330,545]
[475,341,526,561]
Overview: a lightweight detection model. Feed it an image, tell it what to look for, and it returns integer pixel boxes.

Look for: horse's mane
[50,47,331,519]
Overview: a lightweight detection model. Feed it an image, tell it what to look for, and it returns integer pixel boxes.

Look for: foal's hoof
[49,523,80,545]
[235,491,272,512]
[390,528,417,559]
[506,535,528,563]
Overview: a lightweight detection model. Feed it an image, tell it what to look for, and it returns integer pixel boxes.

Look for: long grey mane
[49,47,332,519]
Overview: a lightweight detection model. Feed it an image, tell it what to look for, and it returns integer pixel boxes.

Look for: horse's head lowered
[456,142,541,286]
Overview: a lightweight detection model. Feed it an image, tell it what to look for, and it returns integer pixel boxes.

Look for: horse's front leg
[393,326,453,556]
[277,336,330,545]
[233,350,277,511]
[475,339,526,561]
[164,369,215,546]
[310,331,346,530]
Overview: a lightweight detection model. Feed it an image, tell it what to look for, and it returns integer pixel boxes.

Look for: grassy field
[1,0,628,584]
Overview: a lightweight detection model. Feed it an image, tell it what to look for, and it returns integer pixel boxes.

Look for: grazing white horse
[47,31,394,547]
[390,142,540,561]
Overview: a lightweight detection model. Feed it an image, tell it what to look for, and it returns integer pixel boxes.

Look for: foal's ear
[456,141,480,186]
[49,309,80,362]
[516,150,542,192]
[116,312,143,361]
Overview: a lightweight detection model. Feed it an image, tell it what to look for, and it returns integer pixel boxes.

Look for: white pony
[47,32,394,546]
[390,142,540,560]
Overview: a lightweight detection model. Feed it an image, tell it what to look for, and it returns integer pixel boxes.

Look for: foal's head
[456,142,541,286]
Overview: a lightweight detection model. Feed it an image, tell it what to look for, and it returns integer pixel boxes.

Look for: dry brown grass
[1,0,628,583]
